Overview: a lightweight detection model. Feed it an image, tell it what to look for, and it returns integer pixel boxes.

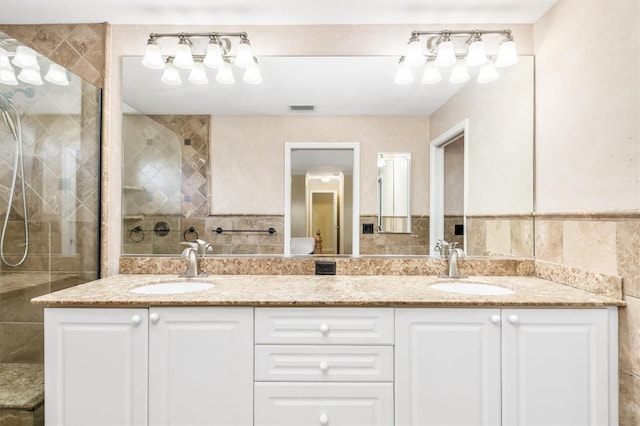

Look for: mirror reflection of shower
[0,90,31,266]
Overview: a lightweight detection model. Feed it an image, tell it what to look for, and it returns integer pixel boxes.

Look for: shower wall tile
[0,323,43,363]
[0,24,106,87]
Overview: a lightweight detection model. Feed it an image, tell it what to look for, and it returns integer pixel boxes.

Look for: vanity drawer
[254,382,394,426]
[255,308,394,345]
[255,345,393,382]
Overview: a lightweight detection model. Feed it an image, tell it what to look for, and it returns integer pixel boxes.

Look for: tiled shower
[0,31,101,425]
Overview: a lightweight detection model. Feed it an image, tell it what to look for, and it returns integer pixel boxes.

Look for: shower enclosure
[0,33,101,425]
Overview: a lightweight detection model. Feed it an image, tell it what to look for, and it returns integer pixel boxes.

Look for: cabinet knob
[319,413,329,425]
[508,315,519,324]
[150,312,160,323]
[490,314,501,324]
[319,361,329,373]
[131,314,142,325]
[319,323,330,335]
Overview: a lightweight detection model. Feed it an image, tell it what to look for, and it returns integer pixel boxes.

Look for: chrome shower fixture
[395,29,519,86]
[142,31,262,86]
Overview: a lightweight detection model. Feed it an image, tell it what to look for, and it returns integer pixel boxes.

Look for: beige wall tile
[618,220,640,298]
[535,219,563,262]
[486,220,511,255]
[563,221,617,275]
[620,296,640,374]
[620,370,640,426]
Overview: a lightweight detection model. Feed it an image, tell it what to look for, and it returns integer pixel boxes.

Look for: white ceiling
[1,0,558,25]
[122,55,476,116]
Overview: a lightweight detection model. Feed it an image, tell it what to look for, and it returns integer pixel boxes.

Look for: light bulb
[393,58,414,85]
[215,60,235,84]
[161,59,182,85]
[44,63,70,86]
[234,39,254,69]
[421,60,441,84]
[496,37,519,67]
[17,67,43,85]
[203,40,224,68]
[404,37,425,68]
[12,46,39,70]
[0,67,18,86]
[434,39,456,68]
[465,39,488,67]
[142,38,164,69]
[477,61,499,84]
[243,59,262,84]
[449,60,470,84]
[188,61,208,85]
[0,48,12,70]
[173,38,195,69]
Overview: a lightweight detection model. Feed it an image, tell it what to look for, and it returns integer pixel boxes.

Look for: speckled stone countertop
[32,274,624,307]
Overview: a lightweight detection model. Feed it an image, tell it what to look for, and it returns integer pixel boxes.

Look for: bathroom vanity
[34,274,622,426]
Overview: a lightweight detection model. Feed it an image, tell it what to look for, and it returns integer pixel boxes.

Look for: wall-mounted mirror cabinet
[377,153,411,234]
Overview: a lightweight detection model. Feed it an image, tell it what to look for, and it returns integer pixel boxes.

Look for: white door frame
[429,119,469,255]
[285,142,360,256]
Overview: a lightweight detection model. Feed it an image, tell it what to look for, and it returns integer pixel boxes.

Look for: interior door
[310,191,338,254]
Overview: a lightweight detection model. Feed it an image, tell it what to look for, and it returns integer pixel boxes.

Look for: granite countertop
[31,274,625,307]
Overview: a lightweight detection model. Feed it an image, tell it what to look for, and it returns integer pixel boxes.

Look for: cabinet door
[395,308,502,426]
[502,308,612,426]
[255,382,394,426]
[148,307,253,426]
[44,308,148,426]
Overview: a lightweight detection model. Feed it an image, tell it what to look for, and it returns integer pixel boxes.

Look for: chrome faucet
[447,248,466,278]
[180,242,206,277]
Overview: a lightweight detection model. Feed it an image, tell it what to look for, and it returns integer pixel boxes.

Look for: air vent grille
[289,105,315,112]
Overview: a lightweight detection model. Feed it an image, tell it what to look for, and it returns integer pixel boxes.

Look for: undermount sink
[131,282,214,295]
[430,282,515,296]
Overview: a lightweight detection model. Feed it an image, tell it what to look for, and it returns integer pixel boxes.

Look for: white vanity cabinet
[44,307,253,426]
[148,307,253,426]
[395,307,618,426]
[254,308,395,426]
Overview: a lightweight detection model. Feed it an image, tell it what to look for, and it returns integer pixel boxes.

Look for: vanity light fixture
[0,43,69,86]
[142,31,261,86]
[393,57,414,85]
[396,29,519,86]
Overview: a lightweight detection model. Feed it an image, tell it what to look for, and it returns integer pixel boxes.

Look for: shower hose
[0,94,29,267]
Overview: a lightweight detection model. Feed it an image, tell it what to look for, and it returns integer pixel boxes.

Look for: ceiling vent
[289,105,315,112]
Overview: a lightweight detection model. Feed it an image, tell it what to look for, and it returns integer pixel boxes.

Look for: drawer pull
[319,413,329,425]
[319,361,329,373]
[319,323,330,335]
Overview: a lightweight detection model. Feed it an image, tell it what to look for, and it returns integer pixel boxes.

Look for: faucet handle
[180,242,197,258]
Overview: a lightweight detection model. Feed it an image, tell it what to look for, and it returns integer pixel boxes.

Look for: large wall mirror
[377,152,411,234]
[121,55,534,257]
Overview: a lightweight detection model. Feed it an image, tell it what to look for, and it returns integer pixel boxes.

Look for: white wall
[430,56,535,216]
[210,115,430,216]
[534,0,640,213]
